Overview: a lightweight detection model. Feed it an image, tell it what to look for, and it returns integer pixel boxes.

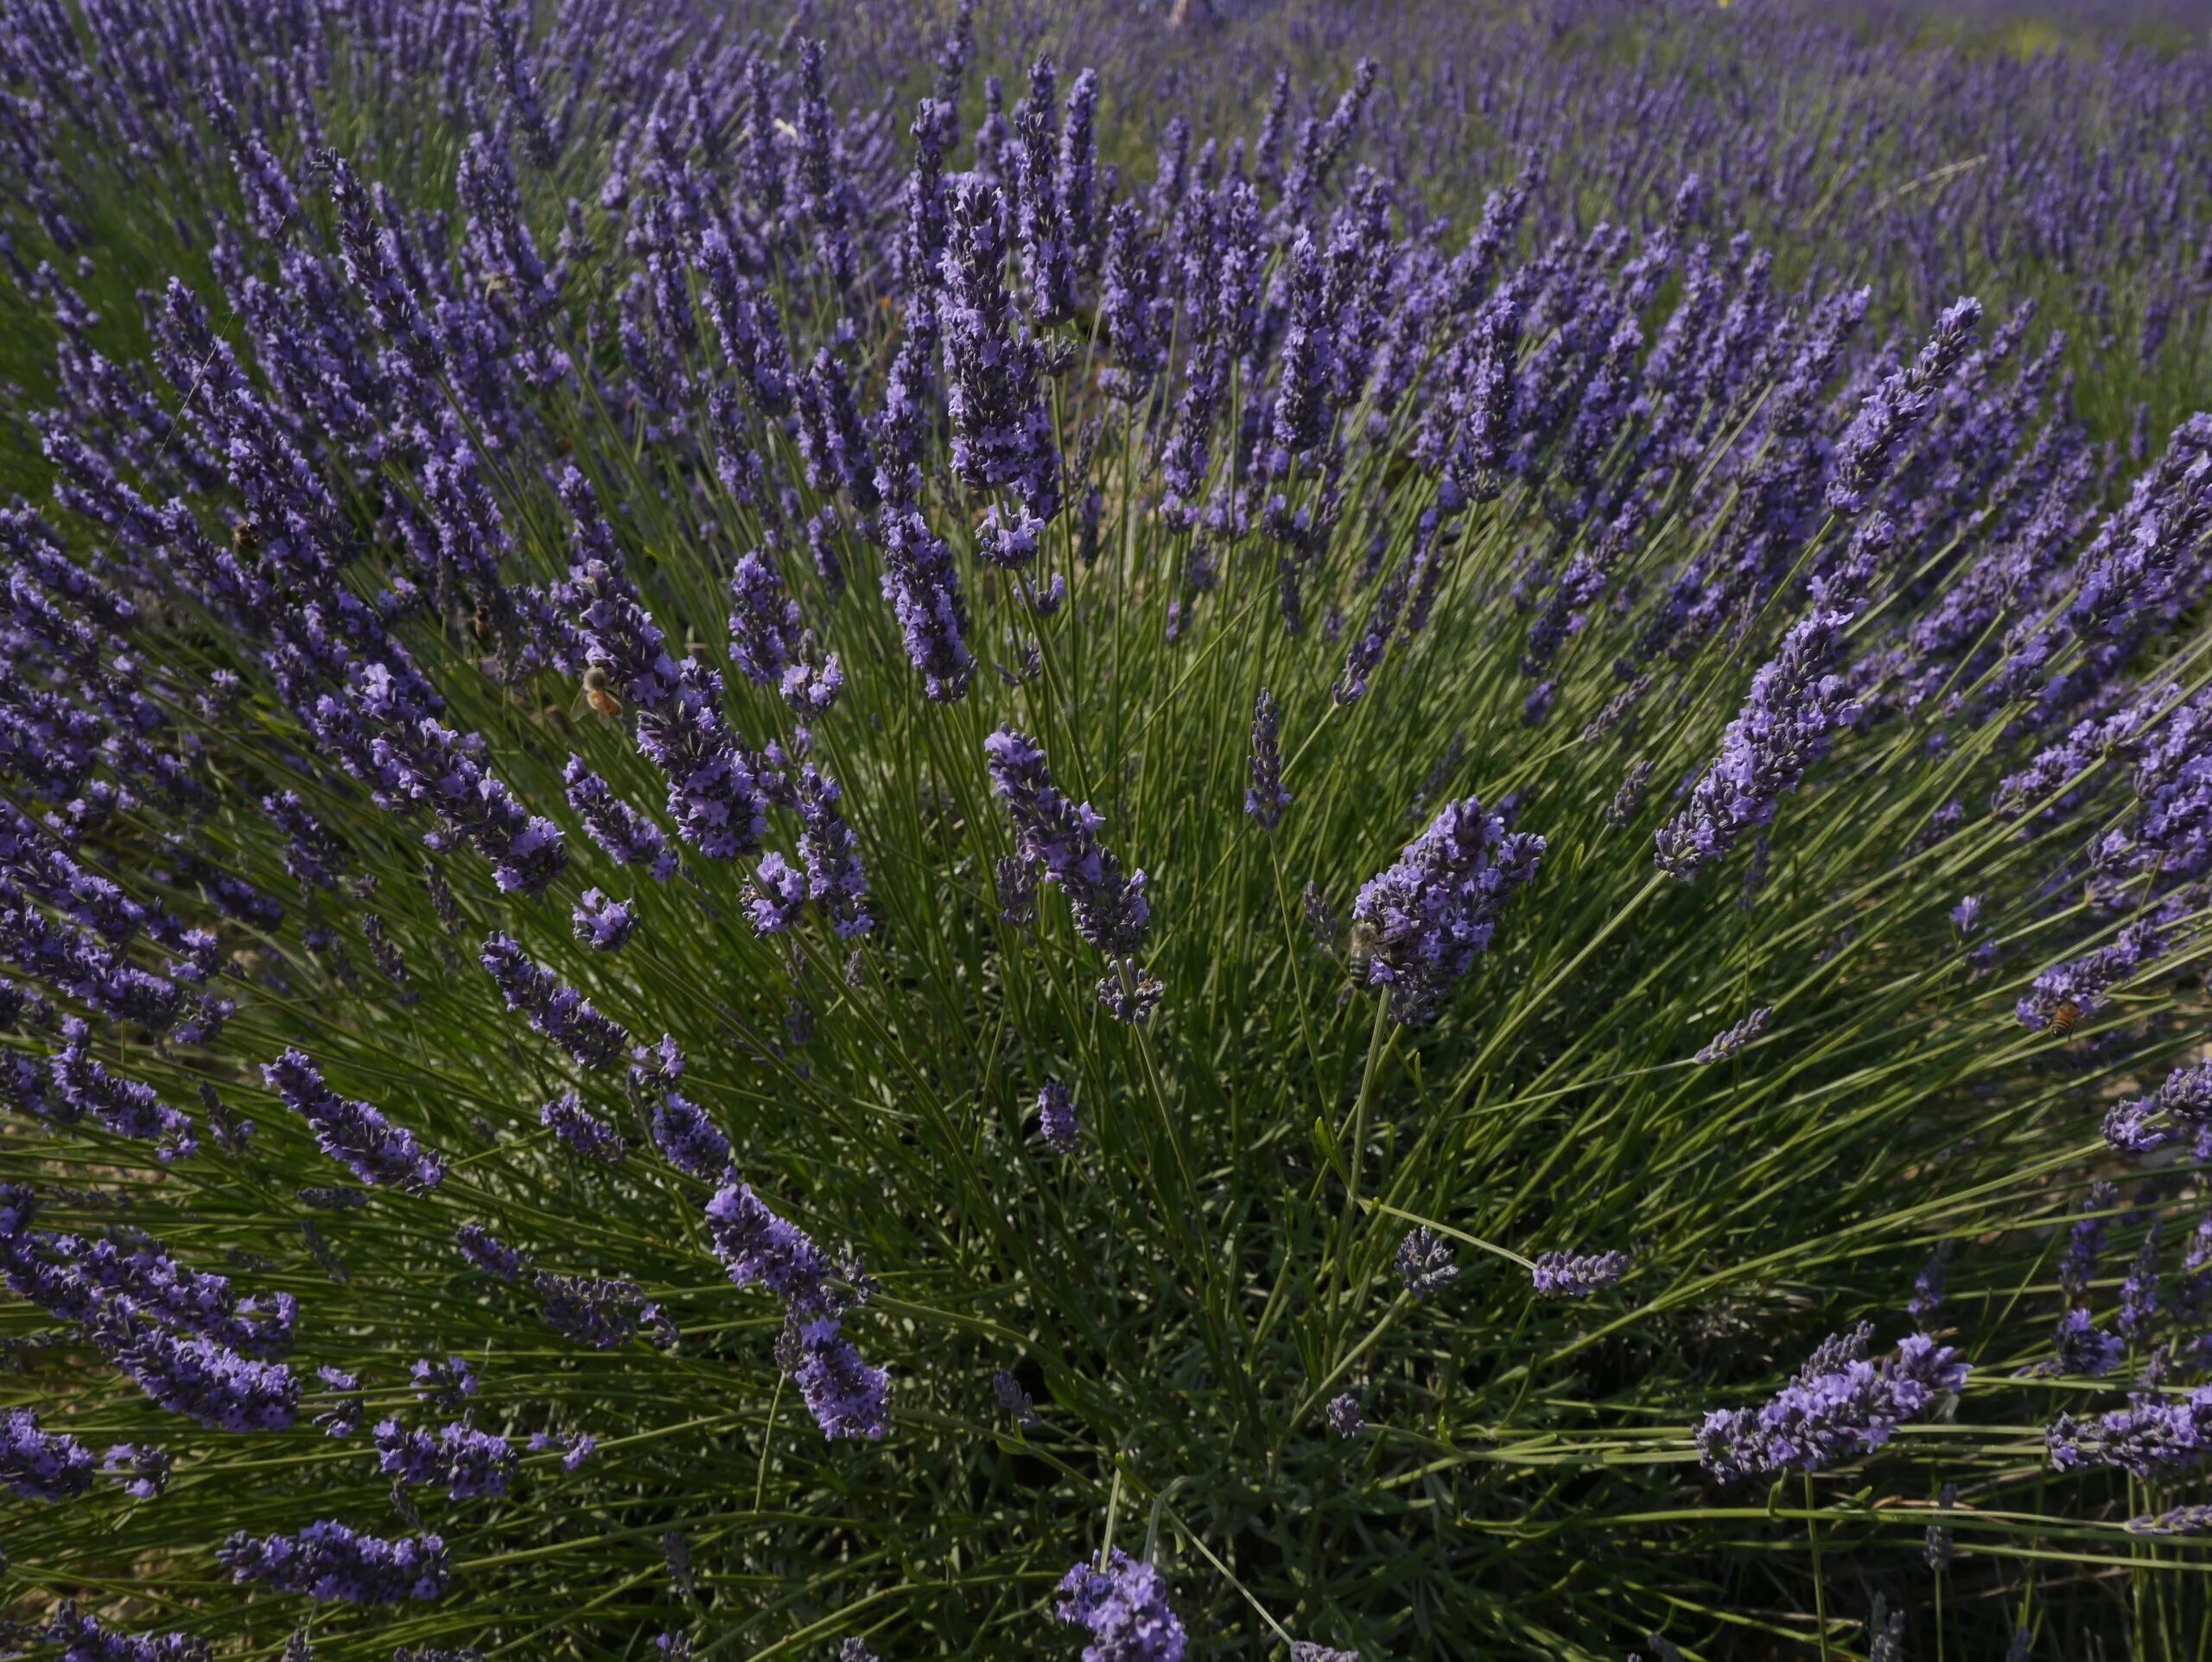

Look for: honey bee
[470,606,495,646]
[570,664,625,723]
[480,269,512,302]
[1346,919,1382,987]
[2048,999,2081,1039]
[232,519,260,553]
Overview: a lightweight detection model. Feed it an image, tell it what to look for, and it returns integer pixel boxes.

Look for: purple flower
[41,1020,197,1160]
[533,1270,669,1352]
[2047,1308,2125,1379]
[540,1092,626,1165]
[631,661,773,861]
[750,853,809,936]
[1656,607,1859,879]
[705,1180,887,1441]
[2048,1386,2212,1476]
[1531,1250,1630,1297]
[1693,1008,1770,1064]
[1352,796,1545,1024]
[2102,1066,2212,1156]
[1055,1548,1187,1662]
[410,1354,478,1412]
[2060,1182,2117,1302]
[875,503,974,702]
[993,1369,1039,1427]
[1036,1078,1079,1153]
[1012,56,1077,324]
[1909,1243,1954,1320]
[631,1035,728,1179]
[2018,921,2161,1034]
[571,890,636,953]
[985,729,1152,1009]
[1325,1392,1365,1439]
[480,935,629,1071]
[795,767,872,939]
[1395,1227,1459,1299]
[649,1089,730,1180]
[455,1225,526,1282]
[1697,1325,1968,1482]
[378,1419,514,1500]
[2130,1505,2212,1537]
[45,1606,208,1661]
[3,1406,94,1500]
[94,1313,299,1431]
[728,551,804,691]
[217,1519,450,1604]
[1246,688,1291,830]
[1827,298,1983,513]
[262,791,347,891]
[527,1430,595,1471]
[2120,1226,2162,1343]
[940,180,1059,565]
[563,758,676,881]
[101,1441,171,1499]
[315,1367,365,1439]
[704,1181,840,1316]
[792,1329,893,1442]
[263,1050,443,1191]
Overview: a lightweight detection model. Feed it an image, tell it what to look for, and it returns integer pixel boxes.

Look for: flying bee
[2048,999,2081,1039]
[570,664,625,723]
[1345,919,1382,988]
[480,269,512,302]
[470,605,495,646]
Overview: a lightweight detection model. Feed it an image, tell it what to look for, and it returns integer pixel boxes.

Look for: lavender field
[1,0,2209,1657]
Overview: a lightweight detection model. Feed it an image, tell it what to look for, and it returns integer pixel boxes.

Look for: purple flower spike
[217,1519,449,1604]
[571,889,636,953]
[1531,1250,1630,1298]
[1246,689,1291,830]
[985,729,1154,1020]
[1656,608,1859,880]
[3,1406,95,1501]
[1036,1078,1079,1153]
[263,1050,443,1191]
[1055,1548,1187,1662]
[1353,797,1544,1024]
[1696,1324,1968,1483]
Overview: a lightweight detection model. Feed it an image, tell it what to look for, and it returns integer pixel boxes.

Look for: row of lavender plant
[0,1,2209,1659]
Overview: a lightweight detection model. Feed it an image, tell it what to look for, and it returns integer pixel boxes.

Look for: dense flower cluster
[0,0,2208,1653]
[1697,1326,1969,1483]
[1056,1549,1187,1662]
[1352,797,1543,1023]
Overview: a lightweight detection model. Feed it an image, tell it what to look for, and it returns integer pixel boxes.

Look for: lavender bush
[2,0,2210,1658]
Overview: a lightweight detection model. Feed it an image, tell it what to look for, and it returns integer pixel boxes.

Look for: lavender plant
[2,2,2211,1659]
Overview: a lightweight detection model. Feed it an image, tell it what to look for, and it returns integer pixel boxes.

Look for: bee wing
[568,685,594,721]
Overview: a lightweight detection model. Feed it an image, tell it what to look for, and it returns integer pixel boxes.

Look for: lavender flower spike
[1395,1227,1459,1298]
[1656,607,1860,879]
[1055,1548,1187,1662]
[1531,1250,1630,1297]
[1352,796,1545,1024]
[1696,1326,1968,1483]
[263,1050,445,1191]
[217,1520,450,1604]
[984,729,1155,1020]
[2,1406,95,1500]
[1246,688,1291,830]
[1036,1078,1080,1153]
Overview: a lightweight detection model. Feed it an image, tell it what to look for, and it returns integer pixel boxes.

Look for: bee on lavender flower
[2049,999,2081,1039]
[573,665,626,725]
[1345,918,1382,988]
